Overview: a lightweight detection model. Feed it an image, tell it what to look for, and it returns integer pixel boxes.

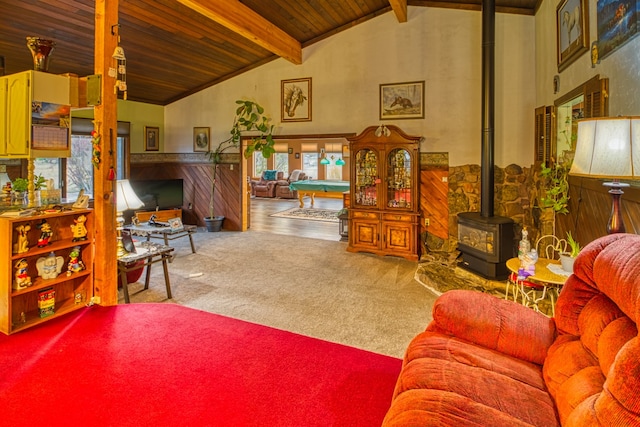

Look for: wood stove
[455,0,514,280]
[458,212,513,279]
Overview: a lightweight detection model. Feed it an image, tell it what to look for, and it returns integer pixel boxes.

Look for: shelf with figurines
[1,208,94,334]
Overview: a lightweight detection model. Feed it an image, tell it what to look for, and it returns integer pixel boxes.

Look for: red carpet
[0,304,401,426]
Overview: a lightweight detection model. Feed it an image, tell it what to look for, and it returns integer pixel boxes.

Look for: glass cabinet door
[353,148,378,207]
[386,148,412,209]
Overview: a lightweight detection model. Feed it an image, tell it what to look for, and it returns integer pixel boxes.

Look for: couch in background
[275,169,306,199]
[251,170,283,198]
[383,233,640,426]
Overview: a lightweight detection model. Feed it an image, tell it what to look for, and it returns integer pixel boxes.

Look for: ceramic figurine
[36,252,64,279]
[37,219,53,247]
[13,224,31,254]
[70,214,88,241]
[67,246,86,276]
[13,258,32,290]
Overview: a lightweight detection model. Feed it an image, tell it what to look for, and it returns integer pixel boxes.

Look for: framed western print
[281,78,311,122]
[379,81,425,120]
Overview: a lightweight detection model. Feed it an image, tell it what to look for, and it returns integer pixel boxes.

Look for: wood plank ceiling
[0,0,537,106]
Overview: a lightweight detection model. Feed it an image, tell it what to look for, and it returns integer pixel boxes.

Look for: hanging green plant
[540,162,570,214]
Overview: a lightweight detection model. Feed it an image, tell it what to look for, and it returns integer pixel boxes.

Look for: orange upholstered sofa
[383,233,640,426]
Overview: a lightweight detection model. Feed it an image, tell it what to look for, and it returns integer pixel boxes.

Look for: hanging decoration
[91,121,102,170]
[109,24,127,100]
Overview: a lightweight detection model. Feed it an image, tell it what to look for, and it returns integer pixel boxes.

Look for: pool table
[289,180,350,208]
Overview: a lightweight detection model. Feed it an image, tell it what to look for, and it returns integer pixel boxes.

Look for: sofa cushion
[263,170,277,180]
[391,352,559,426]
[383,389,537,427]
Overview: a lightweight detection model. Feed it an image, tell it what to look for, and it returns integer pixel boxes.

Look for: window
[34,119,129,200]
[274,153,288,176]
[254,153,268,177]
[325,152,343,180]
[302,153,317,180]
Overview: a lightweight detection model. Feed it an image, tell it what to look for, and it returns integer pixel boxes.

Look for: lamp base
[604,181,629,234]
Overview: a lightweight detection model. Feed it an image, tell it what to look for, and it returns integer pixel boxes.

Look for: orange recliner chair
[383,233,640,426]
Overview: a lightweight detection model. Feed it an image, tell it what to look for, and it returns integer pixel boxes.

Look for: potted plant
[205,99,275,232]
[559,231,581,272]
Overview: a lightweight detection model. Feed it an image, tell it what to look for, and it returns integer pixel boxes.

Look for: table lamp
[569,117,640,234]
[116,179,144,257]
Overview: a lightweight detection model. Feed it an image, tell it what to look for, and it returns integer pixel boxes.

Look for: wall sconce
[570,117,640,234]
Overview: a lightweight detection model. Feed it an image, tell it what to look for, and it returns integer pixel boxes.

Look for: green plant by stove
[540,162,570,214]
[565,231,581,257]
[206,100,275,230]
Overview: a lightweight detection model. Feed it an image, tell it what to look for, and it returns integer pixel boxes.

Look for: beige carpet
[120,230,437,358]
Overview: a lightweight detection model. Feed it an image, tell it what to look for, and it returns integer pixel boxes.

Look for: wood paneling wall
[130,158,242,231]
[557,176,640,247]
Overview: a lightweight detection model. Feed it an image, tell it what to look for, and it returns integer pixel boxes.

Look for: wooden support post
[92,0,119,305]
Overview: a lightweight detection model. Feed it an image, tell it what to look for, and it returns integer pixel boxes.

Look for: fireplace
[457,212,513,279]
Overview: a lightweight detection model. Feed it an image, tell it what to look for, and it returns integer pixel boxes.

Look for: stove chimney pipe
[481,0,495,217]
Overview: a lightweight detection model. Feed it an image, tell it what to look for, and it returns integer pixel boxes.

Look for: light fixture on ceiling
[569,116,640,234]
[115,179,144,257]
[335,157,346,166]
[320,154,331,165]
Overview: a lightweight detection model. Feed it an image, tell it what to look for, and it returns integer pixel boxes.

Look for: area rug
[0,304,401,426]
[270,207,340,222]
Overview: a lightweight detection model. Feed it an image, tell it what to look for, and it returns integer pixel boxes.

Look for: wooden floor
[248,196,344,241]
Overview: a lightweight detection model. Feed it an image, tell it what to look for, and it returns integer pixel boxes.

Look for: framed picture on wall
[556,0,589,72]
[596,0,639,60]
[379,81,425,120]
[281,77,312,122]
[193,127,210,152]
[144,126,159,151]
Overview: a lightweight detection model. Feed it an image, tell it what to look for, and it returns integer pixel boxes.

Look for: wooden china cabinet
[347,125,421,261]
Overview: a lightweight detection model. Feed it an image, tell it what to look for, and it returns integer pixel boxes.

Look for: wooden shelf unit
[0,209,93,334]
[347,125,421,261]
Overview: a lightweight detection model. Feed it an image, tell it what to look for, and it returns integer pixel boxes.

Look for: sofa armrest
[427,290,557,365]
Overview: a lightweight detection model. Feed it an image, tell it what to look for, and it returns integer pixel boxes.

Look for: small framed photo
[380,81,425,120]
[193,127,210,152]
[168,217,184,231]
[288,147,293,154]
[295,153,300,159]
[556,0,589,72]
[282,77,312,122]
[144,126,159,151]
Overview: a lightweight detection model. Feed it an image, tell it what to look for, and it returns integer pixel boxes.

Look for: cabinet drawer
[351,211,379,220]
[382,213,414,222]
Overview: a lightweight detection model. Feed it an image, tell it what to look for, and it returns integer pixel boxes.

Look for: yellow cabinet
[347,125,421,261]
[0,77,6,155]
[1,70,71,159]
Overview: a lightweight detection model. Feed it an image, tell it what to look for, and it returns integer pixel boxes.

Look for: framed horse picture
[281,77,311,122]
[380,81,425,120]
[556,0,589,72]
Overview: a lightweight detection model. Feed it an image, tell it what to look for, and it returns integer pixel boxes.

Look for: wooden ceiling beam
[389,0,408,22]
[175,0,302,64]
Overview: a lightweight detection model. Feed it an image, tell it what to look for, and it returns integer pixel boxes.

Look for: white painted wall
[536,0,640,115]
[165,7,536,167]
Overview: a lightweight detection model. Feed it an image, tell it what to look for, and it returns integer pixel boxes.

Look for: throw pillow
[289,170,301,182]
[264,170,277,181]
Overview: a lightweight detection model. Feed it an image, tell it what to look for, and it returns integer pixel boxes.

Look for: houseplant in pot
[205,99,275,232]
[559,231,581,273]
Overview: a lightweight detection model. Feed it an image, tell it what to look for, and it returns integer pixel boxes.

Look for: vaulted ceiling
[0,0,538,106]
